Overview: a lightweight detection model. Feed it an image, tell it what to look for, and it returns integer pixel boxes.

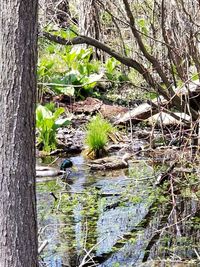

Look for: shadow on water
[37,155,200,267]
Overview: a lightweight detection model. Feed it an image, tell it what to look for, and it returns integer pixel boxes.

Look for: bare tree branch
[122,0,171,88]
[121,0,198,120]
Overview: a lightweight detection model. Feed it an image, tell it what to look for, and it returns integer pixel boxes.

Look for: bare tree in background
[39,0,71,27]
[79,0,102,59]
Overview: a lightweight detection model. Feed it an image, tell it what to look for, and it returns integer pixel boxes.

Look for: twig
[194,248,200,260]
[154,162,176,186]
[47,156,59,166]
[169,176,182,237]
[38,240,49,254]
[78,237,106,267]
[154,214,192,234]
[38,223,69,236]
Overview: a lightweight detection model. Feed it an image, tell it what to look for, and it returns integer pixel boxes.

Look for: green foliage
[38,31,129,99]
[38,42,104,98]
[191,72,199,81]
[85,115,115,156]
[105,58,119,77]
[137,18,148,35]
[105,57,128,83]
[36,104,71,152]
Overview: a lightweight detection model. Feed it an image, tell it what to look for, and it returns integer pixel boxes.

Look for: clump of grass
[85,115,115,158]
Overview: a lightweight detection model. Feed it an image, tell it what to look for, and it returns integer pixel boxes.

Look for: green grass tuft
[85,115,114,156]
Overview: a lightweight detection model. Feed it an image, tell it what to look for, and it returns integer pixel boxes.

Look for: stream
[37,155,200,267]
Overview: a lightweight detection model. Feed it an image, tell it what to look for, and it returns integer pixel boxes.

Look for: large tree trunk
[79,0,102,59]
[0,1,38,266]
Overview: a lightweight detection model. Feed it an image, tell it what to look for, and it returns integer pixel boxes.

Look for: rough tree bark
[0,1,38,267]
[79,0,102,59]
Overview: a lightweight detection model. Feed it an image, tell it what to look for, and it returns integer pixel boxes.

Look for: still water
[37,155,200,267]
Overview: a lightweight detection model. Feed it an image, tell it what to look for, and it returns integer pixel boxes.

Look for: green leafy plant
[36,104,71,152]
[38,42,103,99]
[38,36,129,100]
[85,115,115,158]
[105,57,128,83]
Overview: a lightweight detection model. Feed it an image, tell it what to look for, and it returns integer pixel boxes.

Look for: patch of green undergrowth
[38,43,102,98]
[85,115,115,157]
[36,103,71,152]
[38,31,129,99]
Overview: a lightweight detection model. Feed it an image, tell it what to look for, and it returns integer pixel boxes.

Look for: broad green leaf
[60,86,75,96]
[55,118,71,128]
[82,73,104,89]
[36,105,52,120]
[138,18,148,35]
[53,107,65,119]
[192,73,199,81]
[105,57,120,74]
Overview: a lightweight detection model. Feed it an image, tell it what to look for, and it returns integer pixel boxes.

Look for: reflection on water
[37,155,200,267]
